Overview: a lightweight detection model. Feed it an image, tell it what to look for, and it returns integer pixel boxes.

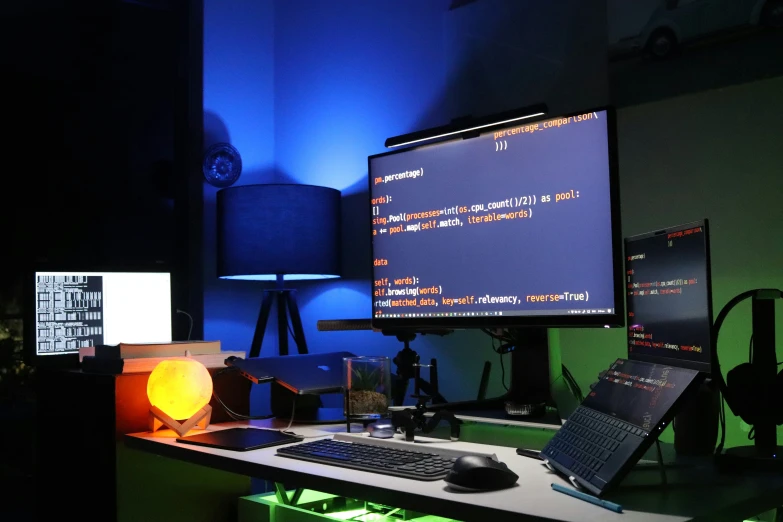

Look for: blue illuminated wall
[202,0,781,449]
[203,0,609,409]
[203,0,276,355]
[268,0,608,406]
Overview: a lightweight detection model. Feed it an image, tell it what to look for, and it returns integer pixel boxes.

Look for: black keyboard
[543,406,645,482]
[277,438,456,481]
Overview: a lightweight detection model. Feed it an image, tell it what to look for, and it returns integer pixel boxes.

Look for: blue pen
[551,483,623,513]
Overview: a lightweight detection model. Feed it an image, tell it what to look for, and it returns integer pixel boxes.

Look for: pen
[550,482,623,513]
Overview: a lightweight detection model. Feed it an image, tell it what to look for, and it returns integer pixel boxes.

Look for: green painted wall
[560,76,783,450]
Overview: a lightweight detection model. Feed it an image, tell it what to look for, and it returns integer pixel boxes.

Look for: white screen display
[35,271,172,355]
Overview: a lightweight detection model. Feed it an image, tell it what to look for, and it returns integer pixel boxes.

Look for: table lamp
[217,183,342,357]
[148,358,213,436]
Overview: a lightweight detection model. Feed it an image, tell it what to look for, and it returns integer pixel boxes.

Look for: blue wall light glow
[273,0,452,194]
[203,0,606,417]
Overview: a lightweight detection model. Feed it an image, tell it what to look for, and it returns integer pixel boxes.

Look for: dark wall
[1,0,203,340]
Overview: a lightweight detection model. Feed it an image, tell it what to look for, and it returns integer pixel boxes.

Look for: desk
[125,420,783,522]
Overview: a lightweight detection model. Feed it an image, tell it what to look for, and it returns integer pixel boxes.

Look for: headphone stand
[716,293,782,472]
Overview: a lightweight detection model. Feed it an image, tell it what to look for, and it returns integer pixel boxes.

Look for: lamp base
[149,404,212,437]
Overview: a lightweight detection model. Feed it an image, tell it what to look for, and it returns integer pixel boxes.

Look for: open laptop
[225,351,355,395]
[540,358,703,497]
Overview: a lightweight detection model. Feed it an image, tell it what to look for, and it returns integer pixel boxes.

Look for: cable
[716,392,726,455]
[211,367,274,421]
[283,396,297,433]
[498,347,508,391]
[176,309,194,341]
[486,331,508,390]
[561,365,584,402]
[278,396,332,439]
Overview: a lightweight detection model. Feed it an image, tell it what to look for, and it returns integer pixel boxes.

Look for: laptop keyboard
[277,438,456,481]
[542,406,645,483]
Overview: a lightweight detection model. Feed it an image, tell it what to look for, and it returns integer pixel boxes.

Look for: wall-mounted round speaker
[202,143,242,187]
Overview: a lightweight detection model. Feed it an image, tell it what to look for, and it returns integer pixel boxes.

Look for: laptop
[540,358,703,497]
[225,351,355,395]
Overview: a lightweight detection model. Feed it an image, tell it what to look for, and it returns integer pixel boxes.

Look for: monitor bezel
[368,106,625,330]
[624,218,714,374]
[23,261,174,369]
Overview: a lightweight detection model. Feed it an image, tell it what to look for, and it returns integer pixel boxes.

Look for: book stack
[80,340,243,374]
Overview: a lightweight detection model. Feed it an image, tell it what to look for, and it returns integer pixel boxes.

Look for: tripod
[249,275,307,358]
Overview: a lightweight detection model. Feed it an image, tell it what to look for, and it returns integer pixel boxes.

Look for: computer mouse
[366,420,396,439]
[444,455,519,491]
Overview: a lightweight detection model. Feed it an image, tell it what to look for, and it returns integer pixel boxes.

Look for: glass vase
[343,356,391,420]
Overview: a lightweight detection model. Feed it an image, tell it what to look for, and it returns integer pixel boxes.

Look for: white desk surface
[125,420,783,522]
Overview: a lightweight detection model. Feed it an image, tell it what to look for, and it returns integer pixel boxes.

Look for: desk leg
[274,483,289,505]
[274,484,305,506]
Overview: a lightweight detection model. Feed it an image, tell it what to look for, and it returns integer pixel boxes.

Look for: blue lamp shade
[217,184,342,281]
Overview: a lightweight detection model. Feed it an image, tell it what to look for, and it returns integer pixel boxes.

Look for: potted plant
[343,356,391,420]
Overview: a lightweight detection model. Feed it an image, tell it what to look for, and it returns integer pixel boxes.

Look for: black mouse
[444,455,519,491]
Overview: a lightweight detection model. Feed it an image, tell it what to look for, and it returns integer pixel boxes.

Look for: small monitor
[624,219,713,374]
[32,270,172,358]
[369,107,624,330]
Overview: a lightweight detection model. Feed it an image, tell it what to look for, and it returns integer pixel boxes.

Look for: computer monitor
[368,107,623,419]
[28,269,173,364]
[368,107,624,330]
[624,219,713,374]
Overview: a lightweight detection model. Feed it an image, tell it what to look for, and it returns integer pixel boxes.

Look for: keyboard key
[312,451,351,461]
[555,453,575,469]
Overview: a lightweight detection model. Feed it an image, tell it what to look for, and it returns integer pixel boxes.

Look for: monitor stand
[424,327,569,426]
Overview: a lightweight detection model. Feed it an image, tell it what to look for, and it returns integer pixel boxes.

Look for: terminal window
[624,222,712,373]
[370,110,619,320]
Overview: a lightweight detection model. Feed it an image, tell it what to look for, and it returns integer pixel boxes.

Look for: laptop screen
[624,219,713,374]
[581,359,699,431]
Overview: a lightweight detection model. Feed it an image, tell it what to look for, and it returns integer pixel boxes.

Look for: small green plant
[347,361,389,417]
[351,365,381,392]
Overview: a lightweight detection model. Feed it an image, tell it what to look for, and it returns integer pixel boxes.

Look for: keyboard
[277,438,456,481]
[542,406,646,483]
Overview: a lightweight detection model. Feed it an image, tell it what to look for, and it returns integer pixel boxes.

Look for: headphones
[711,289,783,445]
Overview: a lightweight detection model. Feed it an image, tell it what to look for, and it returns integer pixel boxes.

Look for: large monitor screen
[34,271,172,356]
[624,220,713,373]
[369,108,624,330]
[582,358,700,431]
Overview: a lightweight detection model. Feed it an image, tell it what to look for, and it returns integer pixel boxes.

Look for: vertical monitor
[34,271,173,356]
[624,219,713,374]
[369,107,624,330]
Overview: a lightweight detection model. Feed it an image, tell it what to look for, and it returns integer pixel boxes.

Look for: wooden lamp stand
[149,404,212,437]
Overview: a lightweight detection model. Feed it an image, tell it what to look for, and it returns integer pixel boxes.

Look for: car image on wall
[608,0,783,60]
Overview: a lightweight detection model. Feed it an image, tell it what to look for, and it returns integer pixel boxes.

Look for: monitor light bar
[384,103,547,148]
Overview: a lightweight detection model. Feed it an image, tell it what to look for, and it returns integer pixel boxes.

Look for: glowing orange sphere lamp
[147,358,213,436]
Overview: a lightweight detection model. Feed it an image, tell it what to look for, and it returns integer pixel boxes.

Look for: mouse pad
[176,427,300,451]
